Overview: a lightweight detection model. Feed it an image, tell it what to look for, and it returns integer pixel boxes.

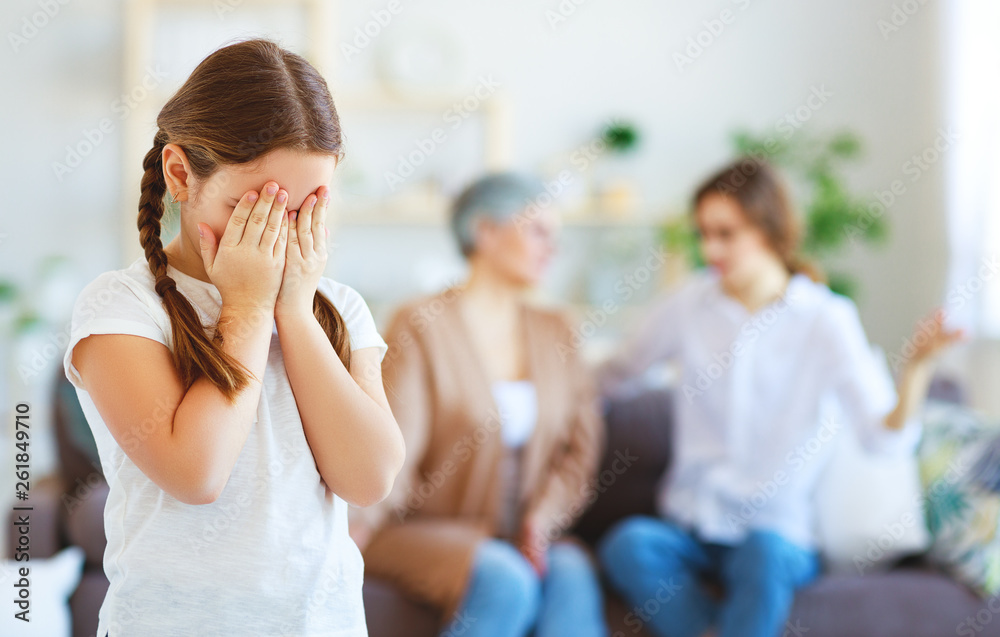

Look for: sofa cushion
[363,577,441,637]
[918,399,1000,597]
[64,480,109,569]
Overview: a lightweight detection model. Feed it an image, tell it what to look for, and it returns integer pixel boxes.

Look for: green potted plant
[593,119,642,216]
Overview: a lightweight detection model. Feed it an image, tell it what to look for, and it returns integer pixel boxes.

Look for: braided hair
[139,39,352,403]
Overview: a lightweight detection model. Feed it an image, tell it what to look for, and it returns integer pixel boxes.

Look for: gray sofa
[366,384,1000,637]
[12,374,999,637]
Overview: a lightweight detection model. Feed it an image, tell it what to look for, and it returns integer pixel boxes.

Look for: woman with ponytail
[596,157,963,637]
[62,39,404,637]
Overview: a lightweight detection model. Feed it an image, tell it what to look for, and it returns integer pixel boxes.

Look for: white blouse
[599,271,922,549]
[491,379,538,448]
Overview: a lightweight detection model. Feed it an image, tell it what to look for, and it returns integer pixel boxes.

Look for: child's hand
[275,185,330,320]
[198,181,289,311]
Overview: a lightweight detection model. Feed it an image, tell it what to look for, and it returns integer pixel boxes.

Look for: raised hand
[198,181,289,311]
[907,307,966,365]
[275,184,330,320]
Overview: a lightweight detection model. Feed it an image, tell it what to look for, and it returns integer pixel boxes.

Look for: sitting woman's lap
[440,538,606,637]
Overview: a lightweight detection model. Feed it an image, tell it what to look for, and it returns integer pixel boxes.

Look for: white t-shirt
[599,271,922,550]
[62,256,388,637]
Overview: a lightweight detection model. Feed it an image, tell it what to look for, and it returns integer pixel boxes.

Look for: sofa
[13,372,1000,637]
[365,383,1000,637]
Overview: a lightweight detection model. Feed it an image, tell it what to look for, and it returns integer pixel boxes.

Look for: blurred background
[1,0,1000,602]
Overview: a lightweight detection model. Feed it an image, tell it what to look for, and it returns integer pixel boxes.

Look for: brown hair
[138,38,351,403]
[692,156,825,284]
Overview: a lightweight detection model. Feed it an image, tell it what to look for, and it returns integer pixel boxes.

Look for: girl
[62,39,405,636]
[597,158,962,637]
[349,173,608,637]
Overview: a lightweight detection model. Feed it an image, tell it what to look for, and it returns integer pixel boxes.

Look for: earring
[169,190,178,203]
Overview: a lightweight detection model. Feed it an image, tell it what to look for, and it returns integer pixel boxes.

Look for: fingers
[219,190,260,247]
[275,204,289,259]
[313,185,329,254]
[295,192,319,256]
[198,223,218,271]
[287,199,308,258]
[290,186,330,258]
[259,188,288,251]
[243,182,280,247]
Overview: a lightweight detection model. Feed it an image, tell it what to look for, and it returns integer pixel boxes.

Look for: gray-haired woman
[351,173,608,637]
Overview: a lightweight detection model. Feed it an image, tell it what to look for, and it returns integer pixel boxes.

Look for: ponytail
[784,254,826,284]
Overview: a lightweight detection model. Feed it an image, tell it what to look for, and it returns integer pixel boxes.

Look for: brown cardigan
[354,286,605,620]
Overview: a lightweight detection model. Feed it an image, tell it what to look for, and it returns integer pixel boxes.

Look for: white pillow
[813,398,930,575]
[0,546,85,637]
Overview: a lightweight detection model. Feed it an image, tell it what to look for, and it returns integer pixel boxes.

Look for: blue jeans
[439,538,607,637]
[598,516,820,637]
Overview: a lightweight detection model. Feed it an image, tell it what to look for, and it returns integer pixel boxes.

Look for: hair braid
[137,131,253,403]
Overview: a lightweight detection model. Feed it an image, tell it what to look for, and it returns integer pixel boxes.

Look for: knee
[467,540,541,622]
[598,516,685,573]
[549,541,598,578]
[727,530,811,587]
[598,516,648,570]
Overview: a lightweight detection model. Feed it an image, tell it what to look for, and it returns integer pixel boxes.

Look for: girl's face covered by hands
[188,148,337,242]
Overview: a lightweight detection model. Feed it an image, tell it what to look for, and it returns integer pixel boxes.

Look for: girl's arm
[276,311,405,508]
[74,181,292,505]
[73,302,273,505]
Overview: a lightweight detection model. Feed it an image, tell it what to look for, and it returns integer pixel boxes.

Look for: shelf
[332,214,670,229]
[332,206,674,228]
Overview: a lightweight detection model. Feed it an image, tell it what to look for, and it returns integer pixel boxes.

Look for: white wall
[1,0,948,338]
[0,0,954,536]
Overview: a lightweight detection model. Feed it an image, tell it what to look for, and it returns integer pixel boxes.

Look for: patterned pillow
[918,400,1000,596]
